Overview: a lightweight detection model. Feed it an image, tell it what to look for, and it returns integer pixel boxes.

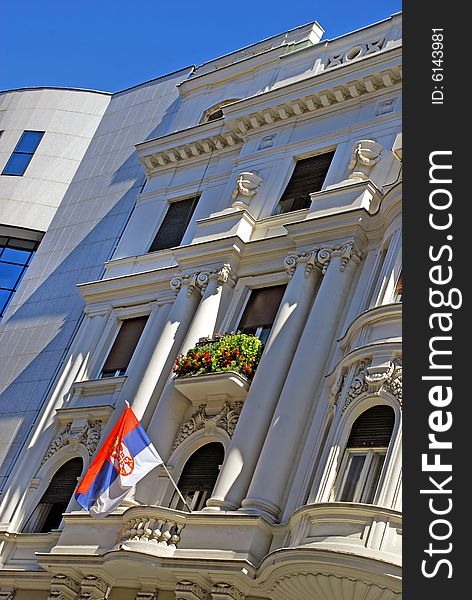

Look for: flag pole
[124,400,192,513]
[161,463,192,513]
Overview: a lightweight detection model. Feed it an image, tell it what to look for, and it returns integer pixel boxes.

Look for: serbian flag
[75,404,162,517]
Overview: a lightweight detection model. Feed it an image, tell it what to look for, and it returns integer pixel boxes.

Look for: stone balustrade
[119,511,185,549]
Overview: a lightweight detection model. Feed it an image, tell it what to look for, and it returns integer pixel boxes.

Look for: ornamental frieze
[40,420,102,467]
[171,401,243,453]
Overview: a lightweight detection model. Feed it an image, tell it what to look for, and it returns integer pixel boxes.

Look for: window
[275,151,335,214]
[238,285,285,345]
[201,100,240,123]
[23,458,83,533]
[100,316,148,378]
[393,272,403,302]
[148,196,199,253]
[0,236,39,317]
[174,443,225,511]
[335,405,395,504]
[2,130,44,176]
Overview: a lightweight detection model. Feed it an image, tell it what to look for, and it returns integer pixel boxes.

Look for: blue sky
[1,1,401,93]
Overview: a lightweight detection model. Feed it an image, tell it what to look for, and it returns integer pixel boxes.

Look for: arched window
[335,406,394,504]
[201,100,239,123]
[23,457,83,533]
[174,443,224,511]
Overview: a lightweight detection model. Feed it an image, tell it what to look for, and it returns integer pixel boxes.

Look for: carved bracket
[41,420,102,467]
[172,401,243,453]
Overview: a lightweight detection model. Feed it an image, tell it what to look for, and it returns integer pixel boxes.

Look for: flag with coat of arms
[75,403,163,517]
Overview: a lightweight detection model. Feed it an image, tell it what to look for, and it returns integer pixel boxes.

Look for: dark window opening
[175,442,224,511]
[275,151,335,214]
[0,236,40,317]
[23,458,83,533]
[148,196,199,253]
[336,405,395,504]
[100,315,148,378]
[238,285,285,345]
[2,130,44,176]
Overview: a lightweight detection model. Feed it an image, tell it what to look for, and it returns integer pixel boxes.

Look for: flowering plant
[173,332,263,380]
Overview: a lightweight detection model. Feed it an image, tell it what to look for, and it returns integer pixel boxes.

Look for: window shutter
[178,443,224,494]
[238,285,286,330]
[347,405,395,448]
[149,196,199,253]
[101,316,148,375]
[41,458,83,503]
[278,152,335,213]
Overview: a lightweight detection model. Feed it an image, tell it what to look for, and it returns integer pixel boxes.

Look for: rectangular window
[275,151,335,214]
[393,272,403,302]
[238,285,286,344]
[2,130,45,176]
[0,236,39,317]
[148,196,199,253]
[100,316,148,378]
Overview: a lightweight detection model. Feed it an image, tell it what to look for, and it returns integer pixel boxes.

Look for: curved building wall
[0,87,111,233]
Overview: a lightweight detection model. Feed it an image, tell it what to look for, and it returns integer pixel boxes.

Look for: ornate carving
[172,401,243,453]
[176,581,210,600]
[291,242,362,278]
[79,576,108,600]
[326,38,385,68]
[377,98,398,115]
[205,264,237,291]
[231,171,263,206]
[41,420,102,467]
[211,584,245,600]
[135,592,159,600]
[120,515,183,547]
[283,255,299,279]
[48,575,80,600]
[342,358,402,412]
[348,139,383,181]
[170,271,220,298]
[0,589,15,600]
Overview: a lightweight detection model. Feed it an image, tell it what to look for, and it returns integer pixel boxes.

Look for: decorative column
[143,265,236,463]
[124,272,206,423]
[48,575,81,600]
[206,252,321,510]
[241,241,361,519]
[179,264,237,353]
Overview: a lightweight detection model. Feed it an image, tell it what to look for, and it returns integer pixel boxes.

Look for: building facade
[0,13,402,600]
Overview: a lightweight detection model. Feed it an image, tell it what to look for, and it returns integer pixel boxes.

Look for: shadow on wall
[0,68,193,511]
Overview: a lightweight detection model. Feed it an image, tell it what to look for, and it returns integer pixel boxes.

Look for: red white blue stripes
[75,405,162,517]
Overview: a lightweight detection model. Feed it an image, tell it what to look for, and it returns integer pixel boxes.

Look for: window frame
[335,447,387,504]
[2,130,45,176]
[0,236,40,317]
[148,195,200,253]
[236,284,286,345]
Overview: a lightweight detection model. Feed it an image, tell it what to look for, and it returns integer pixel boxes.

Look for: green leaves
[174,333,263,380]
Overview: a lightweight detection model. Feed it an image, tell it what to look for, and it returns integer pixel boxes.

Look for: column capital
[208,263,238,289]
[171,265,237,297]
[299,241,362,276]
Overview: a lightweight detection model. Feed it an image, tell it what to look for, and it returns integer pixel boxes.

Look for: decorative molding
[341,357,402,412]
[138,64,401,176]
[325,37,386,69]
[211,584,245,600]
[0,589,15,600]
[135,592,159,600]
[48,574,81,600]
[376,97,397,115]
[348,139,383,181]
[270,572,400,600]
[231,171,263,207]
[41,420,102,467]
[170,271,213,298]
[176,581,210,600]
[171,401,243,453]
[286,242,362,280]
[79,576,109,600]
[206,264,238,291]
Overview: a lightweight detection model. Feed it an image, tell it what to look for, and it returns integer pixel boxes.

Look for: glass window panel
[0,262,24,288]
[0,289,12,316]
[2,152,33,176]
[15,131,44,153]
[362,453,386,503]
[7,238,38,251]
[1,247,32,265]
[338,454,366,501]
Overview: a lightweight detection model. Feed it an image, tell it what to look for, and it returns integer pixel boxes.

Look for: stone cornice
[137,51,401,178]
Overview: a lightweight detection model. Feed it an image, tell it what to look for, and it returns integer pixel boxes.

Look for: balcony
[172,333,262,406]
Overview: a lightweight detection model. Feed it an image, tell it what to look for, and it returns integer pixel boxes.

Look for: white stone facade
[0,13,402,599]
